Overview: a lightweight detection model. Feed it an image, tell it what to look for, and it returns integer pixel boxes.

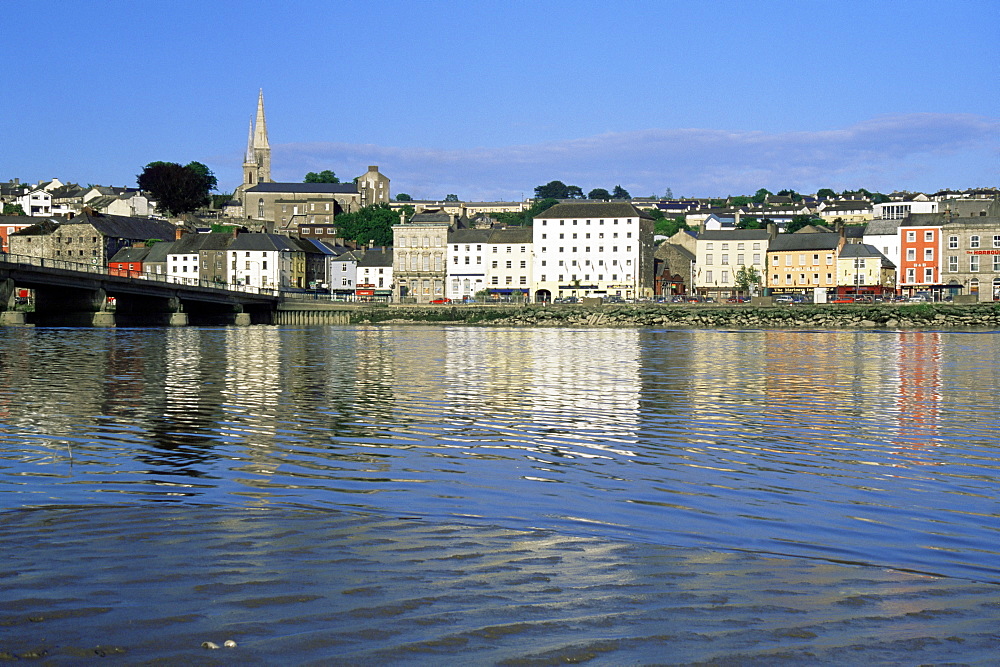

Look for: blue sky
[3,0,997,200]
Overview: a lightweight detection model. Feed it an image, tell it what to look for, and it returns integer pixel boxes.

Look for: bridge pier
[0,278,27,325]
[115,294,187,327]
[33,285,116,327]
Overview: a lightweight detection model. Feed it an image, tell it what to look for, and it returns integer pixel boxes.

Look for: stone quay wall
[352,303,1000,329]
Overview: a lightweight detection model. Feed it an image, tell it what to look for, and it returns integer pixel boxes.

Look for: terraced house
[766,230,845,296]
[693,229,772,299]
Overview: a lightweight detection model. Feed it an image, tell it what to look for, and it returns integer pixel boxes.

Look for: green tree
[612,185,631,200]
[137,161,216,216]
[444,194,460,202]
[304,170,339,183]
[872,192,891,204]
[395,193,413,201]
[588,188,611,200]
[654,216,689,237]
[786,214,820,234]
[736,216,761,230]
[534,180,584,199]
[331,202,397,246]
[2,203,25,215]
[734,266,762,295]
[752,188,772,204]
[665,187,674,199]
[817,188,837,198]
[777,189,803,202]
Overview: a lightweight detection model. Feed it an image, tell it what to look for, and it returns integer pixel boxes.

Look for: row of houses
[658,198,1000,301]
[6,197,1000,305]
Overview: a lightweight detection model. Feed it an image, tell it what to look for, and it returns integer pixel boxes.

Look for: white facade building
[693,229,772,297]
[531,202,655,302]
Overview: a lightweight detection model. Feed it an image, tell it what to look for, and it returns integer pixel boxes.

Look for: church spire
[244,116,256,164]
[253,88,269,150]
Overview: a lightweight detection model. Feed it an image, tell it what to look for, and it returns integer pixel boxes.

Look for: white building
[228,233,303,289]
[531,202,655,302]
[447,228,491,300]
[693,229,772,298]
[863,219,902,279]
[873,196,938,219]
[485,227,533,299]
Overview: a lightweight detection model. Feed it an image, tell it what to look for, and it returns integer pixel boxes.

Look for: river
[1,325,999,664]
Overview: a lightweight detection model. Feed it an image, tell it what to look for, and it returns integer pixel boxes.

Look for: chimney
[175,227,188,240]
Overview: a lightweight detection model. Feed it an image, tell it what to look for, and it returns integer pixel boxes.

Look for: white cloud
[270,113,999,200]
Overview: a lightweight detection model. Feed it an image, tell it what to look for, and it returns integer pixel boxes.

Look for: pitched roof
[863,219,901,235]
[168,232,235,254]
[448,228,492,244]
[839,243,895,268]
[533,202,654,220]
[143,240,175,263]
[64,211,176,240]
[697,229,772,241]
[228,233,300,251]
[768,231,842,252]
[245,182,358,195]
[109,247,151,263]
[488,227,533,244]
[357,247,393,267]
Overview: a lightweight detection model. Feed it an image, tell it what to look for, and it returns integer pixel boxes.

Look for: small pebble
[201,641,220,650]
[224,640,237,648]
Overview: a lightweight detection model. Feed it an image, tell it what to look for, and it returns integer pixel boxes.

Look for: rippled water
[2,325,999,663]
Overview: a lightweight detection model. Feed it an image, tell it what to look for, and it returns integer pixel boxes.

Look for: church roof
[245,182,358,195]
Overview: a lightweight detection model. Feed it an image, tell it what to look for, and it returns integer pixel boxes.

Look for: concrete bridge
[0,254,355,327]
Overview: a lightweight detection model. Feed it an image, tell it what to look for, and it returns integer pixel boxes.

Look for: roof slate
[768,232,842,252]
[246,182,358,195]
[534,202,654,220]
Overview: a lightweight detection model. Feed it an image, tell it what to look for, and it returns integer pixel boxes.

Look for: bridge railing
[1,253,280,297]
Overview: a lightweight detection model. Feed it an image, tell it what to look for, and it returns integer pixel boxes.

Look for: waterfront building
[834,243,896,298]
[766,231,845,296]
[485,226,533,300]
[392,209,454,302]
[0,215,37,253]
[531,202,655,302]
[863,219,902,278]
[108,245,151,278]
[7,210,175,266]
[940,215,1000,301]
[897,215,944,296]
[356,246,394,300]
[228,233,305,290]
[817,200,874,224]
[693,229,772,299]
[330,250,362,298]
[165,232,235,285]
[447,228,491,301]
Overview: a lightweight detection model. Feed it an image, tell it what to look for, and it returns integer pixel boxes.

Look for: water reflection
[1,326,1000,582]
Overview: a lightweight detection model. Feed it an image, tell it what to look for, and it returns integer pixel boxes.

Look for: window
[907,248,916,261]
[971,256,980,272]
[737,255,745,265]
[753,253,761,265]
[907,231,916,242]
[971,235,981,248]
[721,254,729,265]
[924,248,933,260]
[924,268,934,282]
[948,256,958,272]
[705,270,713,282]
[906,268,915,282]
[505,261,512,269]
[993,255,1000,272]
[706,243,714,250]
[721,271,729,283]
[994,236,1000,248]
[949,236,958,249]
[924,231,933,242]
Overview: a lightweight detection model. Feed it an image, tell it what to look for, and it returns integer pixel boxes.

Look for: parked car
[430,298,452,304]
[774,294,803,305]
[726,296,750,304]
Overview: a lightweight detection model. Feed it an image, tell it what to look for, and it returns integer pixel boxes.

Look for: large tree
[534,180,584,199]
[612,185,630,200]
[137,161,216,216]
[444,194,460,202]
[588,187,611,200]
[734,266,762,295]
[331,202,397,246]
[395,193,413,201]
[304,170,339,183]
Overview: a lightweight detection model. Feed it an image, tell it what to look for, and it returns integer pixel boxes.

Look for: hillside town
[2,91,998,306]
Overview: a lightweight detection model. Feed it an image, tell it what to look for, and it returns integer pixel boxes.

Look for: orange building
[898,219,943,295]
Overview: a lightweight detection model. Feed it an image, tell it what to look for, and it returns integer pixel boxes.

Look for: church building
[230,90,391,236]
